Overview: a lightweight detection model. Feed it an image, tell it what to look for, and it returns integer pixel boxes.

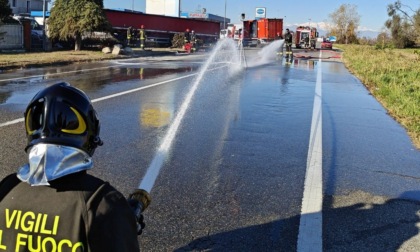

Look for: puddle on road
[0,66,199,106]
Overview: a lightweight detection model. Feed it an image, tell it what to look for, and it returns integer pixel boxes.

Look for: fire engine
[295,26,318,49]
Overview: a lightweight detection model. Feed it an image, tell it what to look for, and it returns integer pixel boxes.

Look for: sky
[102,0,420,31]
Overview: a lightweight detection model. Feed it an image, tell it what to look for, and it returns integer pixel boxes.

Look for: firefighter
[139,25,146,50]
[184,28,191,53]
[284,28,293,61]
[184,28,191,43]
[310,34,316,49]
[127,26,133,46]
[190,30,197,53]
[305,35,310,49]
[0,82,148,251]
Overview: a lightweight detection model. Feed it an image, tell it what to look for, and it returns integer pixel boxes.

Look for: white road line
[0,73,197,128]
[297,51,323,252]
[91,73,197,103]
[0,118,24,127]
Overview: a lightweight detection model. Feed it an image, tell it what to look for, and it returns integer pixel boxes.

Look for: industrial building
[144,0,230,29]
[8,0,46,15]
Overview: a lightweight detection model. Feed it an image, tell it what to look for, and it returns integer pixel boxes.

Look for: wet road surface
[1,43,420,251]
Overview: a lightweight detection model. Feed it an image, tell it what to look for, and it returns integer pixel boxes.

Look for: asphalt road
[1,42,420,251]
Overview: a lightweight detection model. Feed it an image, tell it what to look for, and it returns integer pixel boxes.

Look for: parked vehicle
[105,9,220,47]
[320,38,333,49]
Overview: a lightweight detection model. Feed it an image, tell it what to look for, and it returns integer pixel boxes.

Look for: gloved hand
[128,189,151,236]
[128,198,146,235]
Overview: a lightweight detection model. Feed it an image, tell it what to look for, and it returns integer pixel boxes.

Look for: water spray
[138,38,245,194]
[238,40,248,68]
[246,39,285,68]
[129,38,279,234]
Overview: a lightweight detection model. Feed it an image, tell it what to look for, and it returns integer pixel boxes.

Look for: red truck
[242,18,283,47]
[105,9,220,47]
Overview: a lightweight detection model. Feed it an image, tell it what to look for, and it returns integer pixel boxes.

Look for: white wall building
[8,0,46,15]
[146,0,180,17]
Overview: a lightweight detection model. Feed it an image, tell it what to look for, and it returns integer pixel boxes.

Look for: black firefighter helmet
[24,82,103,156]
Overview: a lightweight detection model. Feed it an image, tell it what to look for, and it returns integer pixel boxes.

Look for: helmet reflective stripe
[25,108,36,135]
[61,107,87,134]
[26,102,87,135]
[25,100,45,135]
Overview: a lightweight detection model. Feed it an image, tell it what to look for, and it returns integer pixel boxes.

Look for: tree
[0,0,12,22]
[415,10,420,44]
[346,20,359,44]
[385,1,417,48]
[385,0,420,47]
[329,4,360,44]
[385,15,415,48]
[375,31,393,48]
[47,0,111,51]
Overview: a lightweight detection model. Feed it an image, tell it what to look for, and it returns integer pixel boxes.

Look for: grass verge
[335,44,420,149]
[0,50,123,70]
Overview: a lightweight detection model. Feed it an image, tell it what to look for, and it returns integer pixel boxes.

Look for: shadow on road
[174,192,420,251]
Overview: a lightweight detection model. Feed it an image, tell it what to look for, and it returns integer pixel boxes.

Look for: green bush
[171,33,185,48]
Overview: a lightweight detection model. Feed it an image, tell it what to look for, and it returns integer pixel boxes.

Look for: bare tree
[329,4,360,44]
[385,1,418,48]
[387,0,416,24]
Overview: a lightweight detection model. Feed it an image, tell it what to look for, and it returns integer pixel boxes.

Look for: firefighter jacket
[139,29,146,40]
[285,32,293,44]
[184,32,191,43]
[0,172,140,252]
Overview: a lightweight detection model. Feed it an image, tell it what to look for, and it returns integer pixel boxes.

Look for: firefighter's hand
[128,198,146,235]
[127,189,151,235]
[136,212,146,235]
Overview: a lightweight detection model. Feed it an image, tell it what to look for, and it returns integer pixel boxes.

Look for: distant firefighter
[190,30,197,53]
[127,26,133,46]
[139,25,146,50]
[284,28,293,58]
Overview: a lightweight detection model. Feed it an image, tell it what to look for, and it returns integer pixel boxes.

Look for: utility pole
[42,0,46,51]
[223,0,226,29]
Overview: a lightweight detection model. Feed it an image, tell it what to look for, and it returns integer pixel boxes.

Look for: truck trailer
[242,18,283,47]
[105,9,220,47]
